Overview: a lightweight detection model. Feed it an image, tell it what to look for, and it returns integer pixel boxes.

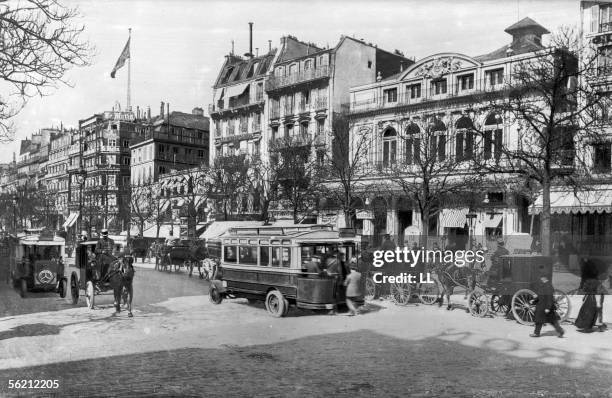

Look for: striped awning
[483,213,503,228]
[439,208,469,228]
[62,212,79,229]
[530,188,612,214]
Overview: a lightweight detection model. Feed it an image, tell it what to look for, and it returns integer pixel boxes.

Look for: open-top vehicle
[209,225,360,317]
[7,229,66,298]
[467,255,571,325]
[156,239,208,275]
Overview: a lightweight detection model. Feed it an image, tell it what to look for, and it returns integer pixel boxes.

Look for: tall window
[484,113,503,160]
[405,123,420,165]
[593,142,612,173]
[598,46,612,74]
[431,79,447,95]
[384,88,398,104]
[601,5,612,31]
[486,69,504,87]
[382,128,397,167]
[429,118,447,162]
[457,74,474,91]
[407,83,421,99]
[455,116,474,161]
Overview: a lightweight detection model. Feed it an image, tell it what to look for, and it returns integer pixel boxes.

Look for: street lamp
[466,207,478,250]
[76,166,87,241]
[12,194,18,233]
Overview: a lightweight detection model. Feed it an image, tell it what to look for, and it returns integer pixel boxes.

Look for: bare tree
[269,136,323,224]
[206,154,251,221]
[471,26,609,255]
[383,117,481,246]
[128,183,156,237]
[173,167,210,238]
[0,0,92,141]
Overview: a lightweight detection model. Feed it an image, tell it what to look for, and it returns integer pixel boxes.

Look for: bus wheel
[265,290,287,318]
[209,286,223,304]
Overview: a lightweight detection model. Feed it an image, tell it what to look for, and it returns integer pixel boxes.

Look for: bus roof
[222,228,359,243]
[18,235,65,246]
[225,224,334,237]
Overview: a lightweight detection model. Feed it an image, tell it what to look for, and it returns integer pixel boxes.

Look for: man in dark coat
[530,270,565,338]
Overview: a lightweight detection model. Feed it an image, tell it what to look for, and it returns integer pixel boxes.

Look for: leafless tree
[0,0,93,141]
[206,154,251,221]
[471,26,610,255]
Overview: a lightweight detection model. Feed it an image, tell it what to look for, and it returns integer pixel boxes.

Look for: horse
[108,255,135,317]
[433,264,474,311]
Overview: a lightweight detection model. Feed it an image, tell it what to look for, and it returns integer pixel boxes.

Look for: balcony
[270,107,281,120]
[350,77,507,115]
[601,22,612,33]
[269,133,311,150]
[266,66,330,92]
[239,123,249,133]
[214,133,254,146]
[252,122,262,134]
[208,95,264,117]
[315,97,328,110]
[298,100,310,114]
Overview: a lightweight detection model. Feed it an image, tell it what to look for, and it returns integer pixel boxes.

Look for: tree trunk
[344,209,353,229]
[420,208,429,249]
[540,179,552,257]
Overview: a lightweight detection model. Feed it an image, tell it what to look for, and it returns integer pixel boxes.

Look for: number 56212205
[8,380,59,389]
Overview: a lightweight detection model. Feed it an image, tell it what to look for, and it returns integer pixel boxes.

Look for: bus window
[224,246,237,263]
[260,247,270,266]
[238,246,257,265]
[272,247,291,267]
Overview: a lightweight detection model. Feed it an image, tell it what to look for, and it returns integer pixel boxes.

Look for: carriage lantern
[465,208,478,250]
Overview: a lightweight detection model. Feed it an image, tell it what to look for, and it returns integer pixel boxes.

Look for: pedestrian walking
[575,258,607,332]
[530,269,565,338]
[344,259,363,316]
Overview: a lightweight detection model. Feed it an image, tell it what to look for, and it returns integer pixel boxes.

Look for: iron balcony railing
[350,77,507,114]
[601,22,612,33]
[315,97,327,110]
[269,133,311,148]
[208,95,264,115]
[266,66,330,91]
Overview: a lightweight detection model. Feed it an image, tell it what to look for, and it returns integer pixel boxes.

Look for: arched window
[455,116,474,161]
[405,123,421,165]
[382,128,397,167]
[428,118,446,162]
[484,113,503,160]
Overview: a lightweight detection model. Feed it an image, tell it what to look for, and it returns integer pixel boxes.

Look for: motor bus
[209,225,361,317]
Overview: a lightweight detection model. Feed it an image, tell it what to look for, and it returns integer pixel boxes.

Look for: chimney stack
[160,101,165,118]
[192,107,204,116]
[167,103,170,121]
[147,106,151,121]
[268,40,272,53]
[244,22,254,58]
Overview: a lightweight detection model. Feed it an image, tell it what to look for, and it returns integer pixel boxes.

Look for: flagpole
[127,28,131,112]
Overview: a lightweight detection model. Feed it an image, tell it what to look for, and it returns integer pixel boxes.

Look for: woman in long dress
[575,258,606,332]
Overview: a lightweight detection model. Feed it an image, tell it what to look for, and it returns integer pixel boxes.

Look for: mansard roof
[213,51,276,88]
[504,17,550,36]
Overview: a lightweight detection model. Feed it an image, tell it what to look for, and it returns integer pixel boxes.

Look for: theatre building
[347,18,552,248]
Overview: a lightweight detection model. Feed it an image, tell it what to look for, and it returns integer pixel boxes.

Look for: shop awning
[530,188,612,215]
[439,208,469,228]
[224,82,250,99]
[483,213,503,228]
[63,212,79,229]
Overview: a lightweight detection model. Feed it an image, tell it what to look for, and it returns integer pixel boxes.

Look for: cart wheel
[59,278,67,299]
[553,289,571,322]
[19,278,27,298]
[282,297,290,317]
[70,273,79,305]
[417,283,440,305]
[390,283,411,305]
[490,294,510,314]
[365,277,376,300]
[265,290,287,317]
[85,281,95,309]
[209,286,223,304]
[468,290,489,317]
[511,288,536,326]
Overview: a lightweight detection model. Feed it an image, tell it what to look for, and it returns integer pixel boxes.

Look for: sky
[1,0,580,162]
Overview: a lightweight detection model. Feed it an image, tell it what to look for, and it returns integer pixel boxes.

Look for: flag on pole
[110,38,130,78]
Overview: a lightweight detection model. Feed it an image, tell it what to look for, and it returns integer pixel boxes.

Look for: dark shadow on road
[1,330,611,397]
[233,299,386,318]
[0,323,62,340]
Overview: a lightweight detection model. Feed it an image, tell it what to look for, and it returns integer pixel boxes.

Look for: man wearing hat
[488,238,509,282]
[96,229,115,278]
[530,267,565,338]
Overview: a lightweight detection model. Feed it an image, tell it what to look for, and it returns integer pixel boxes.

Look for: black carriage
[156,239,209,276]
[467,255,571,325]
[68,239,130,309]
[7,231,67,299]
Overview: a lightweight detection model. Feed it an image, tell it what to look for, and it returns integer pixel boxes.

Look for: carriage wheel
[511,288,536,326]
[553,289,571,323]
[468,291,489,317]
[390,283,411,305]
[85,281,95,309]
[265,290,287,317]
[19,278,27,298]
[59,278,67,299]
[209,286,223,304]
[417,283,439,305]
[490,294,510,314]
[365,277,376,300]
[70,273,79,305]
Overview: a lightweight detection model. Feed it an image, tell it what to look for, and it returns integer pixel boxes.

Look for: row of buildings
[3,3,612,255]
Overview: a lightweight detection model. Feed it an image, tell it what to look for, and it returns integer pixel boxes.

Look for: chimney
[243,22,253,58]
[192,107,204,116]
[136,105,140,120]
[160,101,165,118]
[147,106,151,121]
[167,103,170,122]
[256,47,259,57]
[268,40,272,53]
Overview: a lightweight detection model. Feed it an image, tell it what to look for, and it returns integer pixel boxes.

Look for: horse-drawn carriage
[68,239,134,315]
[6,230,67,298]
[467,255,571,325]
[156,239,211,278]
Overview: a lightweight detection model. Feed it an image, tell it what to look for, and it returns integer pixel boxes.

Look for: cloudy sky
[2,0,579,161]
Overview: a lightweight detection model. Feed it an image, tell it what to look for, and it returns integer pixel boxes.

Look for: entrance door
[398,210,413,246]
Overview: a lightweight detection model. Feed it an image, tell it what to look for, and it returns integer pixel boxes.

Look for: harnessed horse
[105,254,135,317]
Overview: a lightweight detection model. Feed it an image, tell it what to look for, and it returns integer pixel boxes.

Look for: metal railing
[315,97,327,110]
[601,22,612,33]
[270,133,311,148]
[266,66,330,91]
[351,77,507,113]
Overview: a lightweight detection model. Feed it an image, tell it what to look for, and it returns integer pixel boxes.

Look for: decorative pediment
[415,57,463,79]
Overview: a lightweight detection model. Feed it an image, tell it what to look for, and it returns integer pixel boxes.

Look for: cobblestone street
[1,264,611,397]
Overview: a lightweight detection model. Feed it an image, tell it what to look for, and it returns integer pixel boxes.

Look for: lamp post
[466,208,478,250]
[76,166,87,241]
[12,194,18,233]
